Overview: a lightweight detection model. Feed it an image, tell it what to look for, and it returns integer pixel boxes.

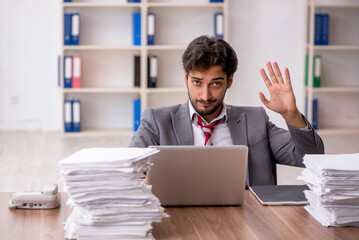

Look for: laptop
[147,145,248,206]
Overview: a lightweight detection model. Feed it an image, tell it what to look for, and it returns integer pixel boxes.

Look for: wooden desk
[1,191,358,240]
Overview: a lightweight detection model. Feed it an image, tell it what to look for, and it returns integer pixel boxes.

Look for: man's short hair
[182,35,238,79]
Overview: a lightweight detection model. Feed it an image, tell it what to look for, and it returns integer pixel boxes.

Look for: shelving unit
[60,0,229,135]
[305,0,359,135]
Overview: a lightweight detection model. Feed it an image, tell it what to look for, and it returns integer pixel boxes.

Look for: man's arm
[129,108,160,147]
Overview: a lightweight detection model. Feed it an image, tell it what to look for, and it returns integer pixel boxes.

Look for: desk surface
[1,191,358,240]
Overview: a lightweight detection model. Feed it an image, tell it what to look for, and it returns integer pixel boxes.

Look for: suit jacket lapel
[170,102,193,145]
[227,105,248,146]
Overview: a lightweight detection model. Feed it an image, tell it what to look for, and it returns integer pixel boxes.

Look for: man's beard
[189,95,224,116]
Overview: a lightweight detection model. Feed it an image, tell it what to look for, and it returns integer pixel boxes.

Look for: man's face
[185,65,233,122]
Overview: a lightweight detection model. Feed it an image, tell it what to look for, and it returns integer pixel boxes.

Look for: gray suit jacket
[129,102,324,186]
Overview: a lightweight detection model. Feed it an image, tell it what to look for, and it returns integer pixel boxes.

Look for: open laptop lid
[147,146,248,206]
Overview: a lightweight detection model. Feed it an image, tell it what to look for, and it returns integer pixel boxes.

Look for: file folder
[313,55,321,88]
[312,98,318,130]
[214,13,224,39]
[64,56,72,88]
[133,99,141,131]
[314,13,322,45]
[148,55,158,88]
[64,13,72,45]
[72,99,81,132]
[147,13,155,45]
[71,13,80,45]
[64,100,72,132]
[134,55,141,87]
[321,13,329,45]
[72,56,82,88]
[133,13,141,46]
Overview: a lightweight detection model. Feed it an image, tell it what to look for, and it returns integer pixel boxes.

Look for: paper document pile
[299,153,359,227]
[59,148,168,240]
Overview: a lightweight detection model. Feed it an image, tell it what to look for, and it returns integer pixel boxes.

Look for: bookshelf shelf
[63,87,142,94]
[63,3,141,8]
[147,2,225,8]
[63,45,141,51]
[307,45,359,51]
[60,0,229,134]
[311,87,359,93]
[305,0,359,133]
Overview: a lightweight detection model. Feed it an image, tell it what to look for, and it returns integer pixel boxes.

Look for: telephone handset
[8,184,61,209]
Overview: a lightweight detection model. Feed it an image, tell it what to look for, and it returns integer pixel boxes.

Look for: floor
[1,131,358,192]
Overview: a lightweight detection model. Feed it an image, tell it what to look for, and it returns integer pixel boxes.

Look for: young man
[129,35,324,186]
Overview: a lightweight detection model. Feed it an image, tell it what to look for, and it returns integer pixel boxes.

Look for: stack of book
[59,148,168,239]
[299,153,359,227]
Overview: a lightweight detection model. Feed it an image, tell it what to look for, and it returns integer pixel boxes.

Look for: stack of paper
[59,148,168,240]
[299,153,359,227]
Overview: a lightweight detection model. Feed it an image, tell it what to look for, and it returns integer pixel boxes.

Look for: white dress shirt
[189,101,233,146]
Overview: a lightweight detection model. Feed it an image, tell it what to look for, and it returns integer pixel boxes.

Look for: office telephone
[8,183,61,209]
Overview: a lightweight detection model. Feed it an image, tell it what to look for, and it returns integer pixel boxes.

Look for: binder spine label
[71,13,80,45]
[147,13,155,45]
[64,56,72,88]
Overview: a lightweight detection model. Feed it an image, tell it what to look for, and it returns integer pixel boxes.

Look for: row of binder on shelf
[64,13,80,45]
[133,12,224,46]
[305,55,321,88]
[64,99,81,132]
[134,55,158,88]
[64,0,224,3]
[64,56,82,88]
[305,98,318,130]
[315,13,329,45]
[63,99,141,133]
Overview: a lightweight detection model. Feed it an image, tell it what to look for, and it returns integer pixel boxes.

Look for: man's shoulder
[227,105,265,115]
[145,104,183,114]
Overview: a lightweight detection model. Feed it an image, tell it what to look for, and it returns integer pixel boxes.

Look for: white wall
[0,0,306,131]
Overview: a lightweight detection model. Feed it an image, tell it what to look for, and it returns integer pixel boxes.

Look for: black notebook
[249,185,309,205]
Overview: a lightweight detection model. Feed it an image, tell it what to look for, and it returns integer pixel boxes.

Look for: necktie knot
[193,115,219,146]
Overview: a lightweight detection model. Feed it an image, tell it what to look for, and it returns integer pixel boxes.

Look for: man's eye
[212,82,222,87]
[193,80,201,86]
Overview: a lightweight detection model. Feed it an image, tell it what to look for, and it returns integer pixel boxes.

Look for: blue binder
[133,99,141,131]
[64,56,72,88]
[72,99,81,132]
[64,0,72,2]
[128,0,141,2]
[133,13,141,46]
[64,100,73,132]
[210,0,224,2]
[71,13,80,45]
[312,98,318,130]
[314,14,322,45]
[321,14,329,45]
[147,13,155,45]
[64,13,72,45]
[214,13,224,39]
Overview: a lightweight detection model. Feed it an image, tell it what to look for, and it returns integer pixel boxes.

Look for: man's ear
[184,73,188,86]
[227,74,234,89]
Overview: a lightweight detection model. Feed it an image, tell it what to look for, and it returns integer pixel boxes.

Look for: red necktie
[193,114,219,146]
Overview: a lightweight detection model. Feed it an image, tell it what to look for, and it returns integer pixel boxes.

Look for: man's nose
[201,85,211,101]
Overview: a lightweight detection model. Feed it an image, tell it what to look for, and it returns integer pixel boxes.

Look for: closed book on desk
[249,185,309,205]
